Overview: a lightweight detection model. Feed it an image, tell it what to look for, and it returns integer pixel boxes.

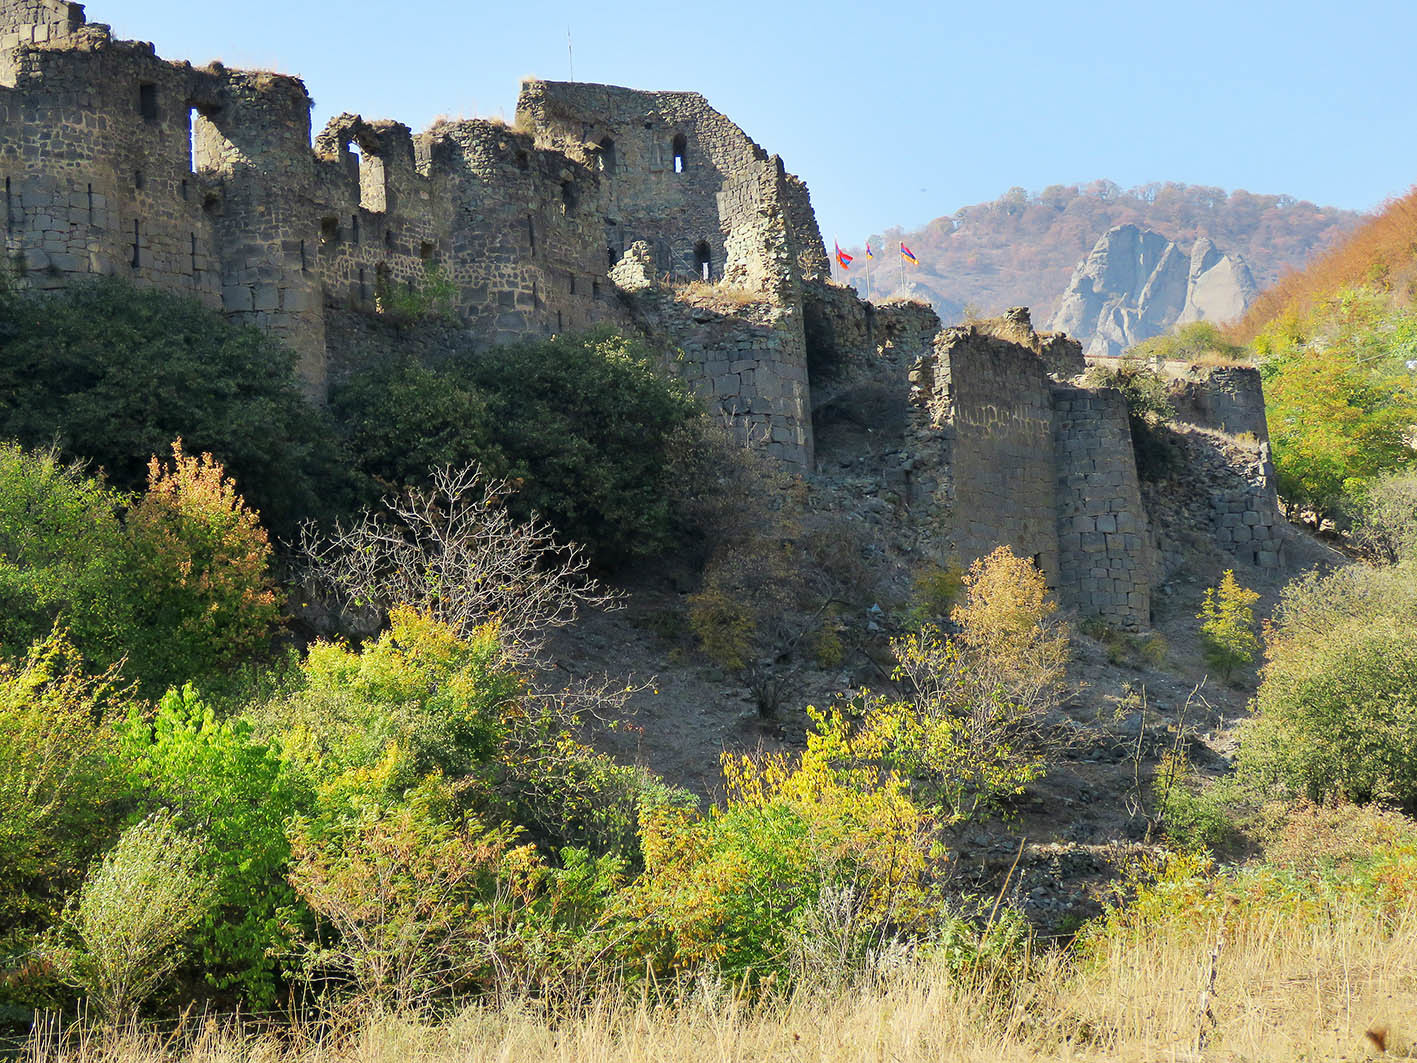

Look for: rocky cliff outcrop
[1047,225,1258,357]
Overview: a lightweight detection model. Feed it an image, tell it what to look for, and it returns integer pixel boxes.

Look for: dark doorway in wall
[320,216,339,247]
[597,137,616,175]
[694,240,712,281]
[672,133,687,173]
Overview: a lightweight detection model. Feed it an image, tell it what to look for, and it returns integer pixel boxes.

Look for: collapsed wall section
[1052,385,1154,628]
[612,241,812,467]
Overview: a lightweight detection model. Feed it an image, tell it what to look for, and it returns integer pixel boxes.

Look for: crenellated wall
[0,1,826,407]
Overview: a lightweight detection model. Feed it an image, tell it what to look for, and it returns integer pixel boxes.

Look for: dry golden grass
[1233,186,1417,342]
[24,893,1417,1063]
[672,280,764,311]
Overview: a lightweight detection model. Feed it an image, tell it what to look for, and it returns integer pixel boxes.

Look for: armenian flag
[900,243,918,265]
[835,241,853,269]
[865,241,874,259]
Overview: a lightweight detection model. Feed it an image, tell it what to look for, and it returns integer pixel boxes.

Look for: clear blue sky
[102,0,1414,241]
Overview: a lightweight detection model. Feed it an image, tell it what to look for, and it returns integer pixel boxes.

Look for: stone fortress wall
[0,0,1288,628]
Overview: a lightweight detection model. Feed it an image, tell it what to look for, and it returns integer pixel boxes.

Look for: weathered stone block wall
[0,31,227,316]
[1168,365,1269,441]
[1052,385,1153,628]
[931,325,1061,586]
[516,80,825,286]
[612,242,812,467]
[1143,427,1287,578]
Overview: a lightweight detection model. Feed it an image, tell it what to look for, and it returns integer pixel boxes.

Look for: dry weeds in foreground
[25,897,1417,1063]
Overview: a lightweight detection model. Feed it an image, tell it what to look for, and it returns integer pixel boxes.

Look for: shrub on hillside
[121,442,282,694]
[47,811,215,1020]
[332,328,699,565]
[630,713,942,984]
[0,633,128,990]
[0,442,281,694]
[1236,564,1417,811]
[1348,470,1417,563]
[120,686,309,1006]
[258,608,651,855]
[1197,570,1261,682]
[1130,321,1247,364]
[0,277,349,536]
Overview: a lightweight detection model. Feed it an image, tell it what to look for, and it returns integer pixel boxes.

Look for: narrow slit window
[351,215,360,244]
[527,214,535,255]
[569,274,576,295]
[672,133,687,173]
[5,177,12,232]
[181,178,188,200]
[592,280,600,301]
[299,239,307,271]
[131,220,141,269]
[190,232,198,276]
[138,82,158,122]
[134,171,144,191]
[86,183,93,224]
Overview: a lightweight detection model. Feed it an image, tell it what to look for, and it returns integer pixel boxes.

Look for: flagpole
[865,244,871,301]
[899,244,905,296]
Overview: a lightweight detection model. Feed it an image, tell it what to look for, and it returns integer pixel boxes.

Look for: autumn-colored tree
[121,440,279,692]
[1198,570,1261,682]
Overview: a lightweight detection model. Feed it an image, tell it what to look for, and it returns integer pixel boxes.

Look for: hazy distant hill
[846,181,1362,324]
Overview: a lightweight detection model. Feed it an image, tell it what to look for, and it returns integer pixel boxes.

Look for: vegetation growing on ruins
[332,329,701,566]
[0,279,350,538]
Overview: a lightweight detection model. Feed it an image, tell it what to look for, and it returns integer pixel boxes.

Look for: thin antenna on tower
[568,29,574,81]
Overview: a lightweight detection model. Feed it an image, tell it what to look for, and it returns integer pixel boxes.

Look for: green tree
[1237,564,1417,811]
[49,811,215,1020]
[331,328,699,565]
[0,277,351,536]
[1257,287,1417,518]
[120,686,309,1005]
[0,633,128,967]
[1198,570,1261,681]
[0,445,131,665]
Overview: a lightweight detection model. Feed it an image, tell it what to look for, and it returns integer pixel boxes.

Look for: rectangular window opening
[131,219,141,269]
[138,83,158,122]
[190,232,198,277]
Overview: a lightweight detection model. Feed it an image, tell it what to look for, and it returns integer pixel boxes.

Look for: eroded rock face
[1047,225,1257,357]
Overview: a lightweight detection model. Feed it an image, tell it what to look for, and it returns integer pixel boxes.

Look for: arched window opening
[672,133,687,174]
[694,240,712,282]
[597,136,616,175]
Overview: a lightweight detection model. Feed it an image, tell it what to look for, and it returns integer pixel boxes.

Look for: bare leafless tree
[299,464,618,664]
